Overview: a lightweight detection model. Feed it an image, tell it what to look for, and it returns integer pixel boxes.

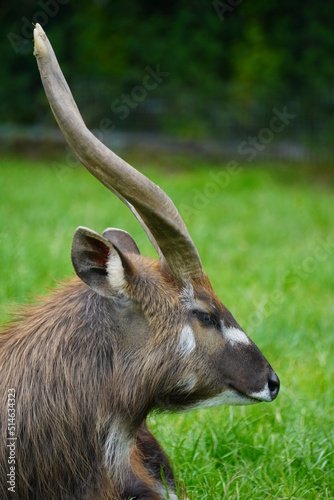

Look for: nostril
[268,371,280,400]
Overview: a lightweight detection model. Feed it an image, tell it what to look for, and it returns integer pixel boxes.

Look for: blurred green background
[1,0,334,163]
[1,3,334,498]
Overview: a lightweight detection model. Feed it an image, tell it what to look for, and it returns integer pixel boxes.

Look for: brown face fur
[101,249,277,415]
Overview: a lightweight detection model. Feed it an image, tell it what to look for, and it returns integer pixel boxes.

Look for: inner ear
[103,228,140,255]
[72,226,128,297]
[86,236,110,268]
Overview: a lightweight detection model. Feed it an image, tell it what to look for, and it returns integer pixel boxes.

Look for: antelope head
[33,24,279,423]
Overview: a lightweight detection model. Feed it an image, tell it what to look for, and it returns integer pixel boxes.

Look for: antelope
[0,24,279,500]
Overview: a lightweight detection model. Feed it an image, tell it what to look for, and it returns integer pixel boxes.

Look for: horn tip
[33,23,47,59]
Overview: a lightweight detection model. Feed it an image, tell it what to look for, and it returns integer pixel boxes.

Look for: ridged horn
[33,24,203,285]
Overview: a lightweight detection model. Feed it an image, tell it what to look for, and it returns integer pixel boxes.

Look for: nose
[268,371,280,400]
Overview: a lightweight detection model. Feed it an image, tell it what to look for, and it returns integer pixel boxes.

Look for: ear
[103,228,140,255]
[71,226,131,297]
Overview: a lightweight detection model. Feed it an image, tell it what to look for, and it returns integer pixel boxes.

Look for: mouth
[232,386,277,404]
[182,389,265,410]
[229,390,260,405]
[231,372,280,404]
[165,381,279,412]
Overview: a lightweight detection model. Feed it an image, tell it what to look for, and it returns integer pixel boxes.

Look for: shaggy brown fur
[0,264,184,498]
[0,236,278,498]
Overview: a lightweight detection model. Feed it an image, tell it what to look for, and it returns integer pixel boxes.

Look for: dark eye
[192,310,219,329]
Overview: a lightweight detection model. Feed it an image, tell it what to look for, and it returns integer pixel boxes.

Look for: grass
[1,154,334,499]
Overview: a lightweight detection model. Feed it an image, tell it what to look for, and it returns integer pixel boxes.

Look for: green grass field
[1,155,333,499]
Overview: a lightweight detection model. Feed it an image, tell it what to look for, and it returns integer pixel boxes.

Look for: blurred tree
[0,0,333,140]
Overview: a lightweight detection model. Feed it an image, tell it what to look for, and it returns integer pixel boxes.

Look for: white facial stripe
[223,325,251,346]
[179,325,196,358]
[107,251,126,290]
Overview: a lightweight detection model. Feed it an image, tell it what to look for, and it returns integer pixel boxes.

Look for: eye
[192,310,219,329]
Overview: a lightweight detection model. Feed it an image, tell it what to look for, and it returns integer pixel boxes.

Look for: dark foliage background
[1,0,334,159]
